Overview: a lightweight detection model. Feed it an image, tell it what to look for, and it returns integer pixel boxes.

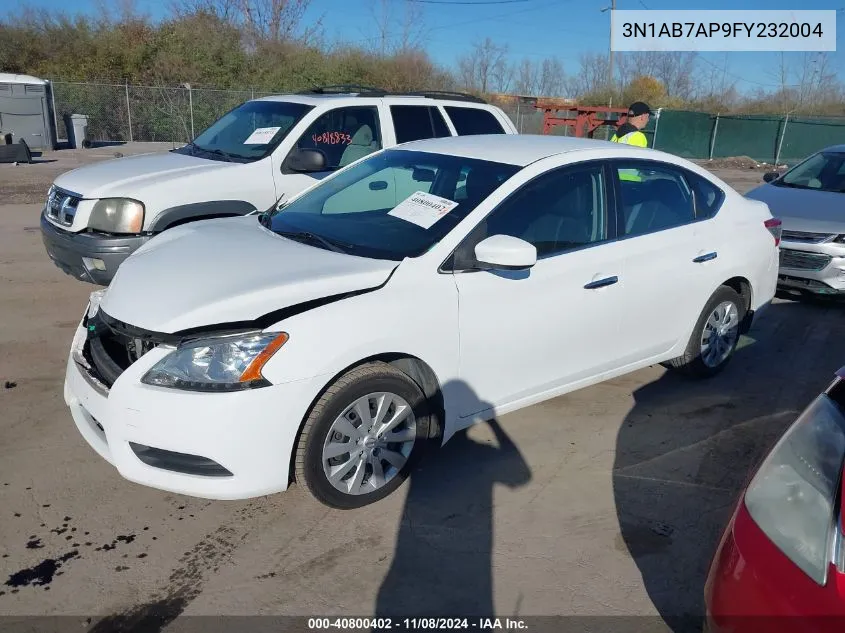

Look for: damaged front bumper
[64,306,325,500]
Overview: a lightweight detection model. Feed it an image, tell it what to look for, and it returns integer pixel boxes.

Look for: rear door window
[444,107,506,135]
[390,106,452,144]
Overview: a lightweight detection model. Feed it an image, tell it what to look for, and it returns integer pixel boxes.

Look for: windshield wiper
[200,147,239,162]
[275,230,353,254]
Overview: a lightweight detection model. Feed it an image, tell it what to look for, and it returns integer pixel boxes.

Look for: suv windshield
[174,100,313,163]
[264,149,521,261]
[775,151,845,193]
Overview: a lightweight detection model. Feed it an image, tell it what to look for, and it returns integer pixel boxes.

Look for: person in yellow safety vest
[611,101,653,147]
[611,101,654,182]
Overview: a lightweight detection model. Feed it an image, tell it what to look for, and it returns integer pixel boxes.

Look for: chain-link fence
[50,80,845,164]
[51,82,276,144]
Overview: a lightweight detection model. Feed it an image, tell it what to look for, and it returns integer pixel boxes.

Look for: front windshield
[265,149,521,261]
[175,100,313,163]
[777,151,845,193]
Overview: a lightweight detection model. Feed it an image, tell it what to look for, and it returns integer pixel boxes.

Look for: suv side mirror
[763,171,779,183]
[474,235,537,271]
[286,148,327,173]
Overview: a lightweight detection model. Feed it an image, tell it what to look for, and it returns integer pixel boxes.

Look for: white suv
[40,86,517,285]
[63,135,780,509]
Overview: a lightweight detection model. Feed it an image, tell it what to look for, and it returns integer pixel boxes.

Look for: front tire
[667,286,744,378]
[294,362,432,509]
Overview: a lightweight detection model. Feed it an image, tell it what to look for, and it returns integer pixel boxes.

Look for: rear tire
[294,362,432,509]
[667,286,744,378]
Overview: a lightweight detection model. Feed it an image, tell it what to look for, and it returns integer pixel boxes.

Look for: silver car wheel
[321,392,417,496]
[700,300,740,368]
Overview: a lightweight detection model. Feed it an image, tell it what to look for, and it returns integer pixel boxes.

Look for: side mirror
[763,171,779,183]
[286,148,327,173]
[474,235,537,271]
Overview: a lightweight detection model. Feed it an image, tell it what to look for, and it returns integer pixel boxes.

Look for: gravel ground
[0,142,175,204]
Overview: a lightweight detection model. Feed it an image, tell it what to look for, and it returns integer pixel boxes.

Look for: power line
[343,0,562,46]
[408,0,532,4]
[696,54,801,88]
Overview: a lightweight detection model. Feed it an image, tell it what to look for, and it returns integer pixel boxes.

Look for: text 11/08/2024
[307,617,528,630]
[611,9,836,52]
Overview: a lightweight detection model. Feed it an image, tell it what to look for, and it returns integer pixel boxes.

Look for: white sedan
[63,135,780,508]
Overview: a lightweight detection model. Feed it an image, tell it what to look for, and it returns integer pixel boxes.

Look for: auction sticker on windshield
[243,127,281,144]
[388,191,459,229]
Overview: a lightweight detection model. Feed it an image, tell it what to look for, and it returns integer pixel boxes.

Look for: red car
[705,366,845,631]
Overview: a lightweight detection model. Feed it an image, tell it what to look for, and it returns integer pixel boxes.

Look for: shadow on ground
[374,381,531,620]
[613,298,845,632]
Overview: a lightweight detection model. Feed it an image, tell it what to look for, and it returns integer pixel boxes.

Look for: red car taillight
[743,387,845,585]
[765,218,782,247]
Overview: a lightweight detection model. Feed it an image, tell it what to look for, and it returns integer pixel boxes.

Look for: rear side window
[683,170,725,219]
[390,106,452,144]
[444,107,506,135]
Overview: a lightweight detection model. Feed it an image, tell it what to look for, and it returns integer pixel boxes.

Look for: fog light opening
[82,257,107,272]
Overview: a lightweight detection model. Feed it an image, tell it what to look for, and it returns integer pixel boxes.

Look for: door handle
[693,252,717,263]
[584,276,618,289]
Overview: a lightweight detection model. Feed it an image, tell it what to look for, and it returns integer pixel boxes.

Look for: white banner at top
[611,10,836,52]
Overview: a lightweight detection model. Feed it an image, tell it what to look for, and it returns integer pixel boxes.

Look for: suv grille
[779,249,832,271]
[82,311,170,388]
[47,187,81,226]
[781,230,836,244]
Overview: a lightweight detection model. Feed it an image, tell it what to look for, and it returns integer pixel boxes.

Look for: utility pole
[609,0,616,94]
[601,0,617,95]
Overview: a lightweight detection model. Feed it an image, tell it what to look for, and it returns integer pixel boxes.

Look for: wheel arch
[721,275,753,313]
[287,353,445,485]
[149,200,258,232]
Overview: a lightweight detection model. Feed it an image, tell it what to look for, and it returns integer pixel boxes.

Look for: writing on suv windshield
[265,149,521,261]
[174,100,313,163]
[776,151,845,193]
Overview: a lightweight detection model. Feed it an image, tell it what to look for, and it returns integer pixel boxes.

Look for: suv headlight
[141,332,288,392]
[89,198,145,234]
[744,393,845,585]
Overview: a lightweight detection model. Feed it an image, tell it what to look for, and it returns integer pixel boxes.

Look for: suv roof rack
[399,90,487,104]
[295,85,487,104]
[297,85,387,96]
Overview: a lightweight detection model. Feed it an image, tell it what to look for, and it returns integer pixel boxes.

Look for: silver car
[746,145,845,298]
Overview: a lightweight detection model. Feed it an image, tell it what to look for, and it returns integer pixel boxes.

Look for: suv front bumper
[40,210,149,285]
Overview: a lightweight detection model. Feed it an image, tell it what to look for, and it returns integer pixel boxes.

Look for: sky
[4,0,845,94]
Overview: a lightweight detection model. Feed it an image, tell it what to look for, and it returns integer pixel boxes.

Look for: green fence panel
[650,110,713,159]
[778,117,845,164]
[712,114,782,163]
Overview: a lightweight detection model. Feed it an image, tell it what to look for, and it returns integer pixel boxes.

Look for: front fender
[150,200,258,232]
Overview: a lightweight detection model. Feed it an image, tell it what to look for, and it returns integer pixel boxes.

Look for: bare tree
[457,38,509,93]
[538,58,566,97]
[570,52,609,97]
[172,0,321,43]
[615,51,696,100]
[513,58,539,95]
[367,0,427,56]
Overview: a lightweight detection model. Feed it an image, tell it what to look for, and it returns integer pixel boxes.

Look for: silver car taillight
[744,385,845,585]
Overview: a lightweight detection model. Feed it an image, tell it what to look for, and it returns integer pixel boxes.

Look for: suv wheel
[667,286,744,378]
[294,362,432,509]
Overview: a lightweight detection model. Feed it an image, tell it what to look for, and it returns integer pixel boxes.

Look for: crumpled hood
[745,183,845,234]
[100,217,398,333]
[53,151,240,199]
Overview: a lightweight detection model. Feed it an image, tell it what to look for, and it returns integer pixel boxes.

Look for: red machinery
[534,98,628,137]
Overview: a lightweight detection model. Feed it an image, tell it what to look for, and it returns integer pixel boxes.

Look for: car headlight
[141,332,288,392]
[89,198,145,234]
[744,393,845,585]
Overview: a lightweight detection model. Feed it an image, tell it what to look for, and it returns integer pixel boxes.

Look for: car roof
[254,94,496,108]
[389,134,650,166]
[820,144,845,153]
